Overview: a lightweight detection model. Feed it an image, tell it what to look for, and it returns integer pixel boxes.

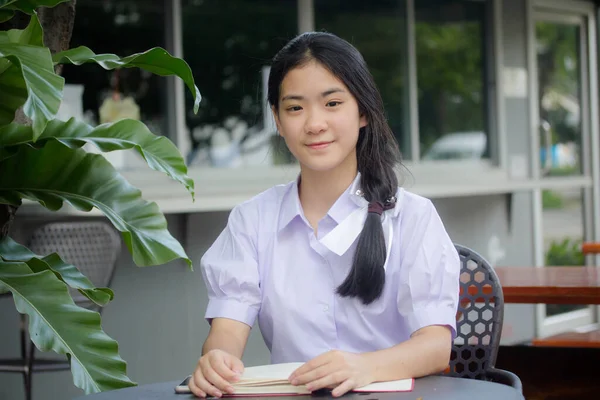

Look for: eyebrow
[281,88,346,101]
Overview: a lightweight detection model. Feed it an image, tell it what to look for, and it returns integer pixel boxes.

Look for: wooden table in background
[493,266,600,305]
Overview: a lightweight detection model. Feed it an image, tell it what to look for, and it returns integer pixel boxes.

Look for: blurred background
[1,0,599,399]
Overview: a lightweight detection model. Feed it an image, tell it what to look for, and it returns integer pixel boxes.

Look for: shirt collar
[319,180,404,270]
[277,172,402,232]
[277,173,365,232]
[278,175,303,232]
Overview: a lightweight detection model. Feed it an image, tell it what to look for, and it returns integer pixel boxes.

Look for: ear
[359,114,367,128]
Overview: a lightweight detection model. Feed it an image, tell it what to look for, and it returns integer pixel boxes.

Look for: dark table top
[73,375,524,400]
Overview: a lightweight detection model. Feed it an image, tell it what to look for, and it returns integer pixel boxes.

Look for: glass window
[61,0,168,138]
[181,0,297,168]
[314,0,410,159]
[416,0,489,162]
[536,19,583,177]
[541,188,587,317]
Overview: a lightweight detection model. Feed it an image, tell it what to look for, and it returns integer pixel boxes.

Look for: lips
[306,141,332,150]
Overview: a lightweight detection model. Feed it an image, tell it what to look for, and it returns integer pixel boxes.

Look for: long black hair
[268,32,402,305]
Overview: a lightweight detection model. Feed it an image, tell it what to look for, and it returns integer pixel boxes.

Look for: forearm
[362,326,452,382]
[202,318,250,360]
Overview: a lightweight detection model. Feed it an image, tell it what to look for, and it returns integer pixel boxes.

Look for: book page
[238,363,303,384]
[235,363,413,392]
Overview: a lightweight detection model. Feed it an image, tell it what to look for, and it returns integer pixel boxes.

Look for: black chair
[0,221,121,400]
[443,244,523,392]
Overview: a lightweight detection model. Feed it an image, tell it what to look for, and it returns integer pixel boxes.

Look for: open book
[175,362,414,396]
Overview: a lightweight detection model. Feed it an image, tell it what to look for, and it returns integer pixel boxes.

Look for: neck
[298,157,358,222]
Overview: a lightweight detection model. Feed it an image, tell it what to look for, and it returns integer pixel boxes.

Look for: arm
[362,325,452,382]
[200,203,261,357]
[290,326,452,396]
[202,317,251,360]
[384,199,459,379]
[190,204,262,398]
[191,318,250,398]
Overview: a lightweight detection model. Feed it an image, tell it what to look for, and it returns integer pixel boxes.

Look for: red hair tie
[368,199,395,216]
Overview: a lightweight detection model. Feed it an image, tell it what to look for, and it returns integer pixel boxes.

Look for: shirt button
[323,305,329,312]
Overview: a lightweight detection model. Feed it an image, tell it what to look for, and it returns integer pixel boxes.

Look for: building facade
[1,0,599,398]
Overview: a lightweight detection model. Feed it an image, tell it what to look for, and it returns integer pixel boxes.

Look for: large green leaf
[0,12,46,126]
[0,140,192,268]
[0,1,70,23]
[0,117,195,199]
[0,42,63,138]
[0,236,113,306]
[0,0,17,8]
[0,260,136,393]
[0,9,14,23]
[0,12,43,46]
[0,143,18,162]
[53,46,201,113]
[0,62,26,124]
[0,0,70,13]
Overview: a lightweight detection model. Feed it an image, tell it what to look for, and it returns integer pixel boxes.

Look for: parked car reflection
[421,131,486,161]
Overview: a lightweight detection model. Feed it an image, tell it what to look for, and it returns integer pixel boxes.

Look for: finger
[215,356,243,382]
[289,353,331,381]
[292,363,333,386]
[212,361,241,383]
[193,370,219,398]
[331,379,356,398]
[188,375,207,398]
[226,355,245,375]
[305,371,348,392]
[204,359,236,394]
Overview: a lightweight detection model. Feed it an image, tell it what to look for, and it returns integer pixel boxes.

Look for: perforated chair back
[446,244,504,380]
[27,221,121,311]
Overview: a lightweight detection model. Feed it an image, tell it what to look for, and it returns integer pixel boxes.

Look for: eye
[286,105,302,112]
[326,101,342,107]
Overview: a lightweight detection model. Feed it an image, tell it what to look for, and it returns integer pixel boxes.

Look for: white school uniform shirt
[201,172,460,364]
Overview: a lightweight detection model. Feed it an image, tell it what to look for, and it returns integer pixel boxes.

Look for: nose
[304,109,327,135]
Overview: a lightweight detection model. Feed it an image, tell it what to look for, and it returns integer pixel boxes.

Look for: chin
[298,159,345,173]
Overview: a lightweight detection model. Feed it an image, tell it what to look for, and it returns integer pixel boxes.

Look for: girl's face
[273,61,367,174]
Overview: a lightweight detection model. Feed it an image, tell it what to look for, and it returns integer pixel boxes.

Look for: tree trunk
[39,0,77,74]
[0,1,77,240]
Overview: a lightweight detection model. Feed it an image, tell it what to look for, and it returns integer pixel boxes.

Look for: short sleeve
[397,199,460,340]
[200,204,261,328]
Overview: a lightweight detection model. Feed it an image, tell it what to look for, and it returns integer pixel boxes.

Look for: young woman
[189,31,460,398]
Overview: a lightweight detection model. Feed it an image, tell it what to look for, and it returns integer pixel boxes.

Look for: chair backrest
[27,221,121,311]
[445,244,504,380]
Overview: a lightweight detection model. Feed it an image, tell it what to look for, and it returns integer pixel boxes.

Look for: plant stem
[0,1,77,240]
[38,0,77,74]
[0,204,18,240]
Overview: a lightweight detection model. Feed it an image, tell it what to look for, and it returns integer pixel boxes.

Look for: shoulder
[391,187,450,243]
[228,180,295,224]
[393,188,437,225]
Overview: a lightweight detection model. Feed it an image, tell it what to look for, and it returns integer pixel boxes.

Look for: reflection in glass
[61,0,167,137]
[315,0,410,158]
[541,188,586,316]
[182,0,297,168]
[536,19,587,318]
[536,21,582,176]
[415,0,488,161]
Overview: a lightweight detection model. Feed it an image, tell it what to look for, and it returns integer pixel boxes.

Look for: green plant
[0,0,200,394]
[541,189,564,209]
[545,237,584,266]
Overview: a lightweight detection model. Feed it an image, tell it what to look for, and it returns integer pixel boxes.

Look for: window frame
[151,0,598,207]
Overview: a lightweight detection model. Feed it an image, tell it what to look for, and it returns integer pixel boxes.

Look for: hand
[188,349,244,398]
[288,350,375,397]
